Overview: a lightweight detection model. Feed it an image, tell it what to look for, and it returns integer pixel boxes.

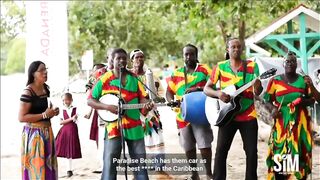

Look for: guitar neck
[122,103,167,110]
[233,77,258,97]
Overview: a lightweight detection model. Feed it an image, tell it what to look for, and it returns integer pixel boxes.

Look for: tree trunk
[218,21,228,47]
[238,19,246,50]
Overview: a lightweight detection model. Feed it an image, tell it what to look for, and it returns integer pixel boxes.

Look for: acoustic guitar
[97,94,178,122]
[212,68,277,127]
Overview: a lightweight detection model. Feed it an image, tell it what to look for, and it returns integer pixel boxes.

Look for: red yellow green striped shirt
[91,71,147,140]
[210,59,259,121]
[167,64,212,129]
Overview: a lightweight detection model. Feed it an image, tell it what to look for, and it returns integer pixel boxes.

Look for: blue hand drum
[181,91,209,125]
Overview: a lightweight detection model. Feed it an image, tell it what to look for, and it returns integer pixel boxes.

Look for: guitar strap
[216,60,247,111]
[242,60,247,85]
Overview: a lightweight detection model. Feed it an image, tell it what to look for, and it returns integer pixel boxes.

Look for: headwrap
[130,49,144,59]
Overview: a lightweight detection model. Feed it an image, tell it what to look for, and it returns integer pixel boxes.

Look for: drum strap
[184,66,188,90]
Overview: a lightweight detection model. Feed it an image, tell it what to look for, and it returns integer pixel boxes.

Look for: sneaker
[67,171,73,177]
[92,170,102,173]
[92,167,102,173]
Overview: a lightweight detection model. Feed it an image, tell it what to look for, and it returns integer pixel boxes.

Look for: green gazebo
[245,4,320,74]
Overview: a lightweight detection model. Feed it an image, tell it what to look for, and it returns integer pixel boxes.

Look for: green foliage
[171,0,320,65]
[1,1,26,74]
[68,1,184,73]
[5,38,26,74]
[0,1,25,38]
[1,0,319,75]
[0,60,7,75]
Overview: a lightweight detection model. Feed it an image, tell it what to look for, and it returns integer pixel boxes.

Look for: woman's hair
[26,61,50,95]
[283,51,297,69]
[285,51,297,61]
[286,51,296,57]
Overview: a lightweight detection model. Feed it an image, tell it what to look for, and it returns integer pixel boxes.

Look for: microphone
[118,64,125,72]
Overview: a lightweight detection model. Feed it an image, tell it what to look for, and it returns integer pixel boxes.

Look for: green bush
[5,38,26,74]
[0,60,7,75]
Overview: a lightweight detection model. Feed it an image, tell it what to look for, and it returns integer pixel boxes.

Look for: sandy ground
[1,74,319,180]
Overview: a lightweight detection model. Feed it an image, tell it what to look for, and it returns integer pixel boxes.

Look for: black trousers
[213,120,258,180]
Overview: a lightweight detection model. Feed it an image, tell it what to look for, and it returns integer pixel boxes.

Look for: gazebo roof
[245,4,320,56]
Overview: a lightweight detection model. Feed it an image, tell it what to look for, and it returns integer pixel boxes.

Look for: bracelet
[42,112,48,119]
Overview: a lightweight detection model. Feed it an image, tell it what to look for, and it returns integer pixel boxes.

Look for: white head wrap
[130,49,144,60]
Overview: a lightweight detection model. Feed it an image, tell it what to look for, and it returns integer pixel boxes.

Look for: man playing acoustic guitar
[204,38,263,180]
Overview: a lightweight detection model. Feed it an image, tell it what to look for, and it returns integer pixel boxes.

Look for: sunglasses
[284,60,297,65]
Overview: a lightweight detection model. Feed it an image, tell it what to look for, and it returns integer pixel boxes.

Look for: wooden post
[299,13,308,74]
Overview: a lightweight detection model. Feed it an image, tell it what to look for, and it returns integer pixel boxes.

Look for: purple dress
[55,107,82,159]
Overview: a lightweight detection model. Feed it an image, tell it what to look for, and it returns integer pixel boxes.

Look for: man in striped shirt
[166,44,214,180]
[204,38,262,180]
[88,48,153,180]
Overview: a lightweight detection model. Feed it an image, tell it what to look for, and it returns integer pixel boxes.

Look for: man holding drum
[204,38,262,180]
[87,48,153,180]
[166,44,213,180]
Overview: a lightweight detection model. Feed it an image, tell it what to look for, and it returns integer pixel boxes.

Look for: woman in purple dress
[55,92,82,177]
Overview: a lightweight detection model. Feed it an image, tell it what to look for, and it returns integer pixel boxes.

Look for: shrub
[5,38,26,74]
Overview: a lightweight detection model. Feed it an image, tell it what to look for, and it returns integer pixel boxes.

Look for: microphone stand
[136,77,163,103]
[117,67,128,180]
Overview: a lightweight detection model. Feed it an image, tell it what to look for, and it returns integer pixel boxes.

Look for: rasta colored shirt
[167,64,212,129]
[210,59,259,121]
[90,71,147,140]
